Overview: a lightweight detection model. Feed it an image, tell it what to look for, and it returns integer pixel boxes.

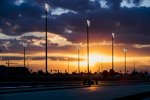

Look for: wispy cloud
[121,0,150,8]
[0,31,73,48]
[0,33,18,40]
[132,44,150,48]
[51,7,77,15]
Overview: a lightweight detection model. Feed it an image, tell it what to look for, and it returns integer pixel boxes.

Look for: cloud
[2,41,11,50]
[132,44,150,49]
[51,7,77,15]
[0,31,74,54]
[99,0,109,9]
[0,32,18,39]
[0,0,150,57]
[50,0,101,11]
[14,0,25,6]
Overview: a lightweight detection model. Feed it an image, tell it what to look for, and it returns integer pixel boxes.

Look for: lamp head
[45,3,50,12]
[23,43,27,47]
[112,33,115,38]
[87,20,90,27]
[123,48,128,52]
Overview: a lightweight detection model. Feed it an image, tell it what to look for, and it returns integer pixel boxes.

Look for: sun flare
[88,54,112,65]
[89,54,101,64]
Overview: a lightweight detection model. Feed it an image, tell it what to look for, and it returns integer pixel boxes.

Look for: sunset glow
[0,0,150,73]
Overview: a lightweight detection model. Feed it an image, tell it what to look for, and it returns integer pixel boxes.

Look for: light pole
[45,3,50,75]
[0,50,2,65]
[77,45,80,74]
[6,60,10,67]
[133,60,135,71]
[112,33,115,71]
[68,57,69,74]
[23,43,27,67]
[87,20,90,76]
[101,59,103,72]
[123,48,128,76]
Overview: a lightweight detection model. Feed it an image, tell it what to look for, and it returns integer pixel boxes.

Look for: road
[0,81,150,100]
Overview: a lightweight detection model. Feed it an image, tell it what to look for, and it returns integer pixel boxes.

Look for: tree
[109,69,115,76]
[37,70,44,76]
[102,70,108,77]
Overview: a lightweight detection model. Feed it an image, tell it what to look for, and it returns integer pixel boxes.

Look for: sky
[0,0,150,72]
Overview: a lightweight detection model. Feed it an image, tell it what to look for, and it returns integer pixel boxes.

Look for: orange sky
[1,0,150,73]
[0,33,150,73]
[0,50,150,73]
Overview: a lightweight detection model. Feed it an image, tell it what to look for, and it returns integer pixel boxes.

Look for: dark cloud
[50,0,101,11]
[132,0,143,6]
[106,0,123,11]
[0,0,150,56]
[61,7,150,44]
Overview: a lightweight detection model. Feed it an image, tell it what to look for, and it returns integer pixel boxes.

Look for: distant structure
[6,60,17,67]
[112,33,115,71]
[23,43,27,67]
[87,20,90,76]
[6,60,10,67]
[0,65,30,76]
[133,60,136,71]
[0,50,2,65]
[123,48,128,76]
[77,45,80,74]
[45,3,50,75]
[68,57,70,74]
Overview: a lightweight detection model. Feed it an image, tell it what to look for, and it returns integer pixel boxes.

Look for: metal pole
[0,50,2,65]
[101,59,103,72]
[45,10,48,75]
[112,35,114,70]
[125,50,126,76]
[134,60,135,71]
[78,47,80,74]
[87,22,90,75]
[27,57,29,68]
[24,47,25,67]
[7,60,9,67]
[68,58,69,74]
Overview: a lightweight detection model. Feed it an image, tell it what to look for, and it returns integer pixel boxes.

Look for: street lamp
[45,3,50,75]
[112,33,115,71]
[77,45,80,74]
[68,57,69,74]
[87,20,90,76]
[133,60,135,72]
[123,48,128,76]
[23,43,27,67]
[101,59,103,73]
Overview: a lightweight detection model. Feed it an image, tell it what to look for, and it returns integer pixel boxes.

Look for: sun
[80,53,112,66]
[89,54,112,65]
[89,54,101,64]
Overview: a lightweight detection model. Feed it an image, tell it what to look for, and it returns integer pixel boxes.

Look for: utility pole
[112,33,115,71]
[68,58,69,74]
[87,20,90,76]
[45,3,50,75]
[23,43,27,67]
[77,45,80,74]
[123,48,128,76]
[134,60,135,71]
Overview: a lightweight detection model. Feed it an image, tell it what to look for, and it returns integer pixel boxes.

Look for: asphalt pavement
[0,81,150,100]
